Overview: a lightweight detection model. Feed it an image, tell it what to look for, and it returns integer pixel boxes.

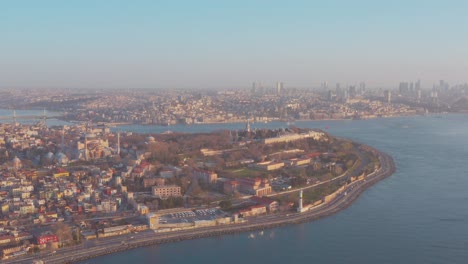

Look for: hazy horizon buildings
[384,90,392,103]
[415,80,421,91]
[276,82,283,95]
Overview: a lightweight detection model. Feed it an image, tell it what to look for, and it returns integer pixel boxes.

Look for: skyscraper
[327,90,335,101]
[384,90,392,103]
[321,81,329,90]
[359,82,366,95]
[399,82,409,95]
[251,82,257,94]
[349,85,357,98]
[415,79,421,90]
[276,82,283,95]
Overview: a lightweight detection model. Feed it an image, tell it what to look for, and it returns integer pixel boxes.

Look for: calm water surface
[89,114,468,264]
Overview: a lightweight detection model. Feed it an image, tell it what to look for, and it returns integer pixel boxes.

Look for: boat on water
[249,233,256,239]
[259,230,264,236]
[269,231,275,238]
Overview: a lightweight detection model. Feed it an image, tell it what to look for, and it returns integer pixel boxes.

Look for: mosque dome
[45,152,54,160]
[12,156,22,169]
[55,152,69,164]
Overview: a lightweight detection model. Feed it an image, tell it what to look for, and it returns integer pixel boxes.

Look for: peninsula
[0,121,395,263]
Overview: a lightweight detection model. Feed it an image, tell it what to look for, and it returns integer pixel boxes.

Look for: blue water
[90,114,468,263]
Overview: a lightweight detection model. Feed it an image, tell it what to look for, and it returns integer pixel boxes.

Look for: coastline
[33,146,395,264]
[56,111,452,128]
[41,111,464,134]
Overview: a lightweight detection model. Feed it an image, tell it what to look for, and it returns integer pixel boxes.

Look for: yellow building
[1,204,9,214]
[53,171,70,178]
[146,213,159,229]
[255,161,284,171]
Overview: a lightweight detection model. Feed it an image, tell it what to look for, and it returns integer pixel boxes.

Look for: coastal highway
[267,163,351,197]
[4,149,394,264]
[267,146,368,198]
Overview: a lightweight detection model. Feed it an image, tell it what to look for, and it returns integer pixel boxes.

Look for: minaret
[84,135,88,161]
[61,128,65,150]
[246,120,251,133]
[13,109,17,126]
[117,131,120,155]
[42,108,47,125]
[297,189,303,212]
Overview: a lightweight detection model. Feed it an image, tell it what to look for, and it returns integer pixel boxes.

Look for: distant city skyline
[2,0,468,89]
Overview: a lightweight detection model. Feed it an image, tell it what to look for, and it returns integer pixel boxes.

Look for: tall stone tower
[297,189,303,213]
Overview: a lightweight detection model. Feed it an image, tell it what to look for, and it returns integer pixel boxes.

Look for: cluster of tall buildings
[252,81,284,96]
[398,80,422,98]
[326,82,366,102]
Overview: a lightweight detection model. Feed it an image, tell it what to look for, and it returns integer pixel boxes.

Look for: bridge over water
[0,115,59,120]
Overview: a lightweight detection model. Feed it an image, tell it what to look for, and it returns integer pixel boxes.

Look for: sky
[1,0,468,90]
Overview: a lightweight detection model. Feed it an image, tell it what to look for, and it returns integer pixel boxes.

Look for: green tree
[53,222,73,247]
[219,200,232,210]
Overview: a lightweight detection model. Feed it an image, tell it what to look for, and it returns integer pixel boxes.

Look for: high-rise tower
[276,82,283,95]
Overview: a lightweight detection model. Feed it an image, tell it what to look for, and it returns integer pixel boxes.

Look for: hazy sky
[1,0,468,89]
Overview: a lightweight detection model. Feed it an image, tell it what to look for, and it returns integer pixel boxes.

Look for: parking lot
[159,208,224,224]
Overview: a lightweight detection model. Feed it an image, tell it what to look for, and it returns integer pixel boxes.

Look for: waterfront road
[267,145,369,198]
[4,149,395,264]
